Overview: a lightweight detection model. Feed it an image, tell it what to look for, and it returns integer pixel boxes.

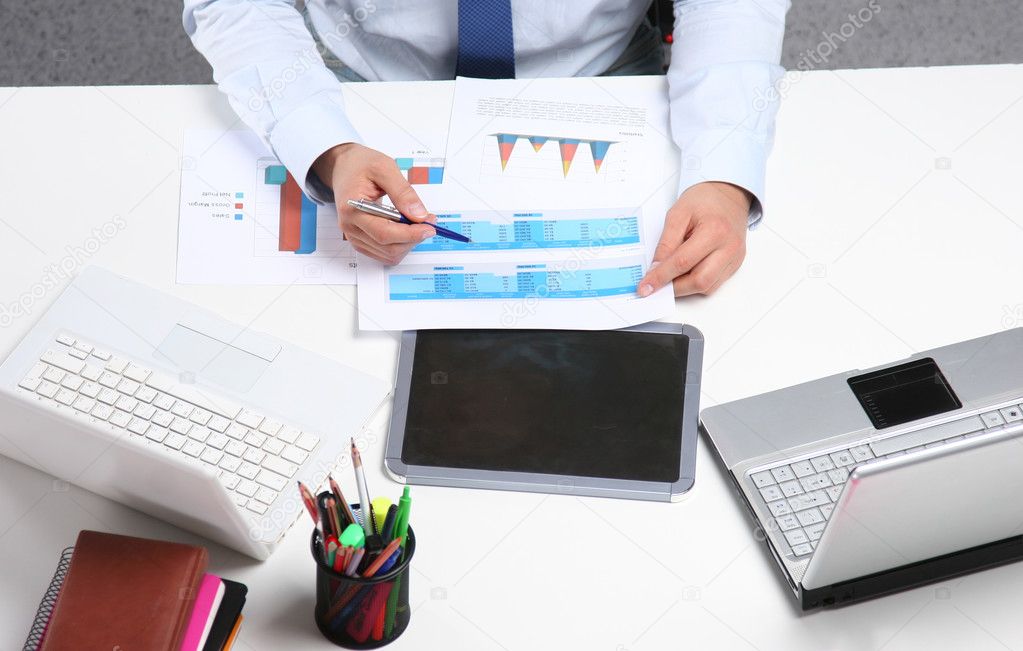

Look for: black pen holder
[310,498,415,649]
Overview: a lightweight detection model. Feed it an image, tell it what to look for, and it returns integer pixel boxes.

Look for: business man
[185,0,788,296]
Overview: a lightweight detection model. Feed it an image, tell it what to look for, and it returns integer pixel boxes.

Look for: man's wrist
[312,142,356,184]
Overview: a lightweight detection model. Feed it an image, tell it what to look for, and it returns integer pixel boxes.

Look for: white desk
[2,64,1023,650]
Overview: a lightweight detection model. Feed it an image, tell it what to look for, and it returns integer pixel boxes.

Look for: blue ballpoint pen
[346,198,471,244]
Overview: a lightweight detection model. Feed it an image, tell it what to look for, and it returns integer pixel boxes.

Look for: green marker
[385,486,412,637]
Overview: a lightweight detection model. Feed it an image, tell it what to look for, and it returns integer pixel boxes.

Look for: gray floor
[1,0,1021,86]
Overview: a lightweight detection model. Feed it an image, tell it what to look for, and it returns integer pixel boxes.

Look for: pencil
[297,481,320,527]
[350,438,375,536]
[329,474,358,527]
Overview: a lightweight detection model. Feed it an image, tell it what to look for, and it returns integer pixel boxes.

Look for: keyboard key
[18,377,41,392]
[791,460,816,478]
[219,455,242,472]
[170,418,192,435]
[80,381,100,398]
[830,451,855,467]
[797,508,824,526]
[826,485,844,502]
[789,491,829,511]
[135,386,157,403]
[230,493,248,507]
[127,418,150,436]
[810,456,835,472]
[776,514,801,531]
[225,440,246,457]
[800,473,831,491]
[201,449,224,465]
[236,410,264,429]
[255,469,288,491]
[91,403,114,420]
[98,371,120,388]
[767,499,792,517]
[238,463,260,480]
[784,529,809,546]
[258,418,283,437]
[751,471,775,488]
[277,426,301,444]
[254,486,277,505]
[171,401,193,418]
[36,381,59,398]
[246,499,268,515]
[871,416,985,456]
[80,365,102,381]
[771,466,795,482]
[72,396,96,413]
[55,389,76,406]
[244,431,267,447]
[91,348,111,361]
[97,388,118,405]
[850,445,874,462]
[1001,406,1023,422]
[145,372,242,420]
[226,423,248,440]
[115,396,138,412]
[828,468,849,484]
[151,411,173,427]
[261,455,298,478]
[236,479,258,497]
[182,440,204,457]
[153,393,175,410]
[190,408,212,425]
[41,349,85,374]
[133,404,157,420]
[295,432,319,452]
[55,333,75,346]
[117,379,142,396]
[164,433,187,450]
[60,375,83,391]
[791,543,813,557]
[760,486,784,502]
[72,341,93,355]
[281,445,307,465]
[109,410,131,428]
[188,427,211,442]
[105,357,128,373]
[123,364,150,383]
[820,504,835,519]
[243,447,266,464]
[146,428,168,443]
[207,433,229,450]
[42,367,66,383]
[981,411,1006,428]
[220,474,241,490]
[262,438,285,455]
[805,522,826,541]
[208,415,230,432]
[68,348,89,360]
[779,480,803,497]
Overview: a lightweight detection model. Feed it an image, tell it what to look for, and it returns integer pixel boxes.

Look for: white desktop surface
[2,65,1023,650]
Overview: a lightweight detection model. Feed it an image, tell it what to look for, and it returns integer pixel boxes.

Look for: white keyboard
[749,403,1023,559]
[15,332,321,518]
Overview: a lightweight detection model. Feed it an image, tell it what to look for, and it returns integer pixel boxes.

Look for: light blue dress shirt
[184,0,788,222]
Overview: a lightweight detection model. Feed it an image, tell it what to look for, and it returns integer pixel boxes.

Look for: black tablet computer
[384,323,703,501]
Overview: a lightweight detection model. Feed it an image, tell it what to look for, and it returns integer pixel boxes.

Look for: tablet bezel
[384,322,703,502]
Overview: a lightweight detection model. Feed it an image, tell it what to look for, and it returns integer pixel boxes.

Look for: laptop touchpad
[155,324,270,393]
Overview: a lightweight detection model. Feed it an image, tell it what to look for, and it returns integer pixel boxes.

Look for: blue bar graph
[388,264,643,301]
[296,193,317,254]
[414,212,640,252]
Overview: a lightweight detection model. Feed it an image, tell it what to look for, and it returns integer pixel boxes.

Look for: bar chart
[413,209,640,252]
[252,158,346,259]
[395,157,445,184]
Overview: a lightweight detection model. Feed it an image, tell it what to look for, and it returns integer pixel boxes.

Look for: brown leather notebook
[40,530,209,651]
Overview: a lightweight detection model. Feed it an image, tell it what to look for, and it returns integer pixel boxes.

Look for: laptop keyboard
[749,404,1023,558]
[15,332,321,518]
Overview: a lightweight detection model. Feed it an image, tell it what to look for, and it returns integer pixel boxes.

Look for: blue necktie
[456,0,516,79]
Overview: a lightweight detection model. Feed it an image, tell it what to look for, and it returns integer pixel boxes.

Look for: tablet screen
[401,329,689,482]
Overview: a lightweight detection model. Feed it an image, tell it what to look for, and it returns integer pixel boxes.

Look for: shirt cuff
[676,127,769,229]
[268,94,363,205]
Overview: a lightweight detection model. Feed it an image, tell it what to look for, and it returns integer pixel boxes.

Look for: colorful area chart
[263,165,317,254]
[493,134,616,176]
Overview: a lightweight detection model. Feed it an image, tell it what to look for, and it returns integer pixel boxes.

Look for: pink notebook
[179,574,224,651]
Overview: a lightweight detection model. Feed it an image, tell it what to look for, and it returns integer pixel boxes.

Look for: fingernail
[407,202,427,218]
[421,228,436,240]
[638,283,653,297]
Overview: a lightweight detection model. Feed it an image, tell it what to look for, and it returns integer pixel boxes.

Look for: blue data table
[413,213,640,252]
[388,264,643,300]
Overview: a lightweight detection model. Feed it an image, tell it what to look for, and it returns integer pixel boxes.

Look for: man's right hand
[312,143,437,265]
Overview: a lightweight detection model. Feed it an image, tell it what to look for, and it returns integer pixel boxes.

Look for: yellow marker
[371,496,393,534]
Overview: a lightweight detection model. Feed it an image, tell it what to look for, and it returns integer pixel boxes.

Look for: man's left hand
[637,181,752,297]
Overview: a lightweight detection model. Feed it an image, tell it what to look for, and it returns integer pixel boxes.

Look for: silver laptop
[0,267,389,559]
[701,328,1023,609]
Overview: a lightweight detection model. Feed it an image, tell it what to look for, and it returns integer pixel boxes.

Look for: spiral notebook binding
[23,546,75,651]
